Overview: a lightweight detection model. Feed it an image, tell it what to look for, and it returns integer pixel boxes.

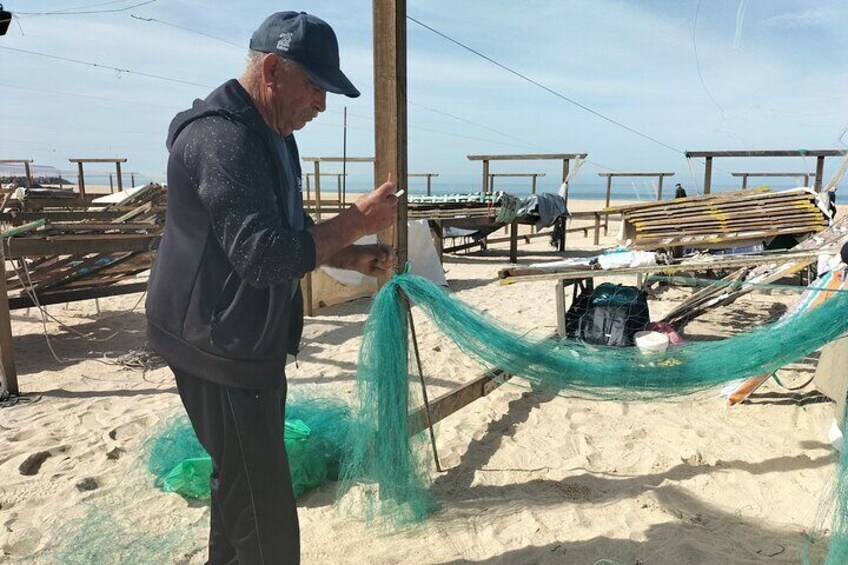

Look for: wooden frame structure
[301,156,374,221]
[0,184,165,395]
[685,149,846,194]
[487,172,546,194]
[69,157,128,198]
[467,153,587,203]
[408,172,438,196]
[597,172,674,235]
[731,172,811,190]
[0,160,34,188]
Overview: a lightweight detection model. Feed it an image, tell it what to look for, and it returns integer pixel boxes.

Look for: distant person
[674,183,687,199]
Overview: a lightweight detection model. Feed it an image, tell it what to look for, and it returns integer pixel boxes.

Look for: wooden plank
[373,0,408,272]
[301,156,375,163]
[468,153,587,161]
[509,221,518,263]
[3,234,158,258]
[8,281,148,310]
[407,368,512,435]
[730,172,811,178]
[597,172,675,177]
[68,158,128,163]
[686,150,846,158]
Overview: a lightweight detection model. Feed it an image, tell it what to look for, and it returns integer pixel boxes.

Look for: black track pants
[173,369,300,565]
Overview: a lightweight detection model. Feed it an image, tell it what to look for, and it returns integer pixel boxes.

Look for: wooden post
[305,173,311,202]
[593,212,600,245]
[131,173,136,187]
[313,161,322,221]
[481,159,489,193]
[426,174,432,196]
[741,174,748,190]
[116,161,124,192]
[109,173,114,193]
[373,0,408,272]
[0,245,17,395]
[531,174,537,195]
[804,174,810,187]
[602,176,613,235]
[562,158,570,205]
[433,220,443,263]
[703,156,713,194]
[489,174,494,193]
[23,161,32,188]
[657,174,664,201]
[509,221,518,263]
[815,156,825,191]
[77,162,86,198]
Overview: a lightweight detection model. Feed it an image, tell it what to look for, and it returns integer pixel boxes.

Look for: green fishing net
[337,270,848,565]
[147,397,353,500]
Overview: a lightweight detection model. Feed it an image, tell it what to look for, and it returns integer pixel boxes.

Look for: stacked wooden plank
[610,188,828,249]
[2,183,166,309]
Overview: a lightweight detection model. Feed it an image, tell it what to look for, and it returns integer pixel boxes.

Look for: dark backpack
[565,283,650,346]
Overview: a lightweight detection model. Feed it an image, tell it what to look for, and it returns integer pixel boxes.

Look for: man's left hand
[349,244,397,276]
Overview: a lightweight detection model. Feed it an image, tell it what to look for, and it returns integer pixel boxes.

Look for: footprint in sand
[18,451,51,476]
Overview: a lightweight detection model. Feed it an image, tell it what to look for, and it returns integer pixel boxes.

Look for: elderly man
[146,11,397,564]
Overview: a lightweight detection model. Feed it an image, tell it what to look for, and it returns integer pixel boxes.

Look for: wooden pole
[742,174,748,190]
[815,156,825,191]
[804,174,810,187]
[109,173,114,193]
[481,159,489,193]
[604,176,613,235]
[531,174,537,195]
[313,161,322,221]
[426,174,432,196]
[562,158,570,205]
[131,173,136,186]
[489,174,495,193]
[305,173,311,202]
[0,245,18,395]
[703,156,713,194]
[77,162,86,198]
[116,161,124,192]
[657,174,664,201]
[23,161,32,188]
[373,0,408,273]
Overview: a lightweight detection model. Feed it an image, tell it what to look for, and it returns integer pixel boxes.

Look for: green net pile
[148,397,353,500]
[337,270,848,563]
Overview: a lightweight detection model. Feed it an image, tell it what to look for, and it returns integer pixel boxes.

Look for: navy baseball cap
[250,11,360,98]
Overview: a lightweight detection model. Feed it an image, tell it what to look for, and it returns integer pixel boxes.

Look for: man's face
[271,57,327,135]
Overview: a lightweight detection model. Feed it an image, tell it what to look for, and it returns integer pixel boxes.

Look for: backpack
[565,283,650,346]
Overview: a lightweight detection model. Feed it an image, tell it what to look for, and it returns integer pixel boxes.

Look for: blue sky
[1,0,846,196]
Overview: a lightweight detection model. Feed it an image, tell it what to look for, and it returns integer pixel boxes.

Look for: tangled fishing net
[65,269,848,563]
[335,270,848,564]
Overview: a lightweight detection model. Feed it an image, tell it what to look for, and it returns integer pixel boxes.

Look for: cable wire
[0,45,211,88]
[407,14,685,155]
[16,0,159,16]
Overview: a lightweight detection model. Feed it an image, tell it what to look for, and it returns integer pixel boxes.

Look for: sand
[0,198,841,564]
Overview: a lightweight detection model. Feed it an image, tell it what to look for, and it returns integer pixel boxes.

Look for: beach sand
[0,198,841,564]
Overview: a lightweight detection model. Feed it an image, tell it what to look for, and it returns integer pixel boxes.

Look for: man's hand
[308,173,399,267]
[346,244,398,277]
[348,174,399,238]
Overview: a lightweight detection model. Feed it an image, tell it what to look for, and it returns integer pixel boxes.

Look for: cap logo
[276,32,293,52]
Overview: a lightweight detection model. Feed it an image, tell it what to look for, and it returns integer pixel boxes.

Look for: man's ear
[260,53,279,87]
